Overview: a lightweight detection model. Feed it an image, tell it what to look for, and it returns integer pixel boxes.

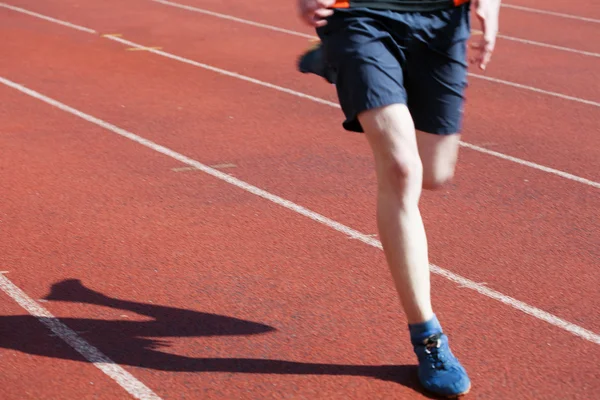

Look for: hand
[297,0,336,27]
[470,0,501,70]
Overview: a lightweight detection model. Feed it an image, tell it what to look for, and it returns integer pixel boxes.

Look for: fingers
[480,38,495,69]
[303,13,331,27]
[309,8,334,26]
[315,8,334,18]
[470,39,495,70]
[298,0,335,27]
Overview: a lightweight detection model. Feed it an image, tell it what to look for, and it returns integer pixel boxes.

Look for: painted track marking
[0,3,96,33]
[151,0,315,39]
[502,3,600,24]
[0,274,162,400]
[467,73,600,108]
[2,76,599,345]
[496,34,600,58]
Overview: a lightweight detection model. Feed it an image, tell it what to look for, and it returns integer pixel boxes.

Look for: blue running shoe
[297,41,337,84]
[413,333,471,398]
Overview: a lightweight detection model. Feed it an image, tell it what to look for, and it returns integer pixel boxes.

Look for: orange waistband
[331,0,470,8]
[332,0,350,7]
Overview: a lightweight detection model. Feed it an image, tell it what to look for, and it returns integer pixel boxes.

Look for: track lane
[149,0,600,53]
[503,0,600,20]
[2,0,599,183]
[1,15,598,332]
[2,73,599,400]
[5,0,600,86]
[498,7,600,53]
[2,3,600,399]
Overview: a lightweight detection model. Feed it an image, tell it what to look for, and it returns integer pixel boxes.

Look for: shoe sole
[445,383,472,398]
[424,382,471,399]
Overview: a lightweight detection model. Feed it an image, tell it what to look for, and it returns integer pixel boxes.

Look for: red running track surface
[1,1,599,399]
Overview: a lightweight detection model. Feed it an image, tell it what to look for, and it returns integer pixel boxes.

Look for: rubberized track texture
[1,1,599,399]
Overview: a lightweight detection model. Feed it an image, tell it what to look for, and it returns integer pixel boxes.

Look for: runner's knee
[422,167,455,190]
[359,105,423,203]
[382,152,423,201]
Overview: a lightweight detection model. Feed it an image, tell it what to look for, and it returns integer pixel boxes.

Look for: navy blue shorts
[316,3,471,134]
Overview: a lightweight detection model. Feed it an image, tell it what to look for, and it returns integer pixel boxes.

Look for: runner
[296,0,500,397]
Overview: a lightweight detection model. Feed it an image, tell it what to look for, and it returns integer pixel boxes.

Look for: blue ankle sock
[408,314,443,345]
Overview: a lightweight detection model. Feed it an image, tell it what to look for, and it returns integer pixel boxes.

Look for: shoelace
[423,333,447,370]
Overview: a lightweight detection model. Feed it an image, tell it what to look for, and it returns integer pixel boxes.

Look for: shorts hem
[342,97,406,133]
[341,98,463,136]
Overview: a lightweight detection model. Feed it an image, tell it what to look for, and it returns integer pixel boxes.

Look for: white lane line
[0,274,162,400]
[502,3,600,24]
[497,34,600,58]
[430,266,600,345]
[466,73,600,108]
[2,3,599,187]
[151,0,315,39]
[0,3,97,33]
[459,142,600,189]
[105,35,338,107]
[2,76,599,346]
[150,0,600,58]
